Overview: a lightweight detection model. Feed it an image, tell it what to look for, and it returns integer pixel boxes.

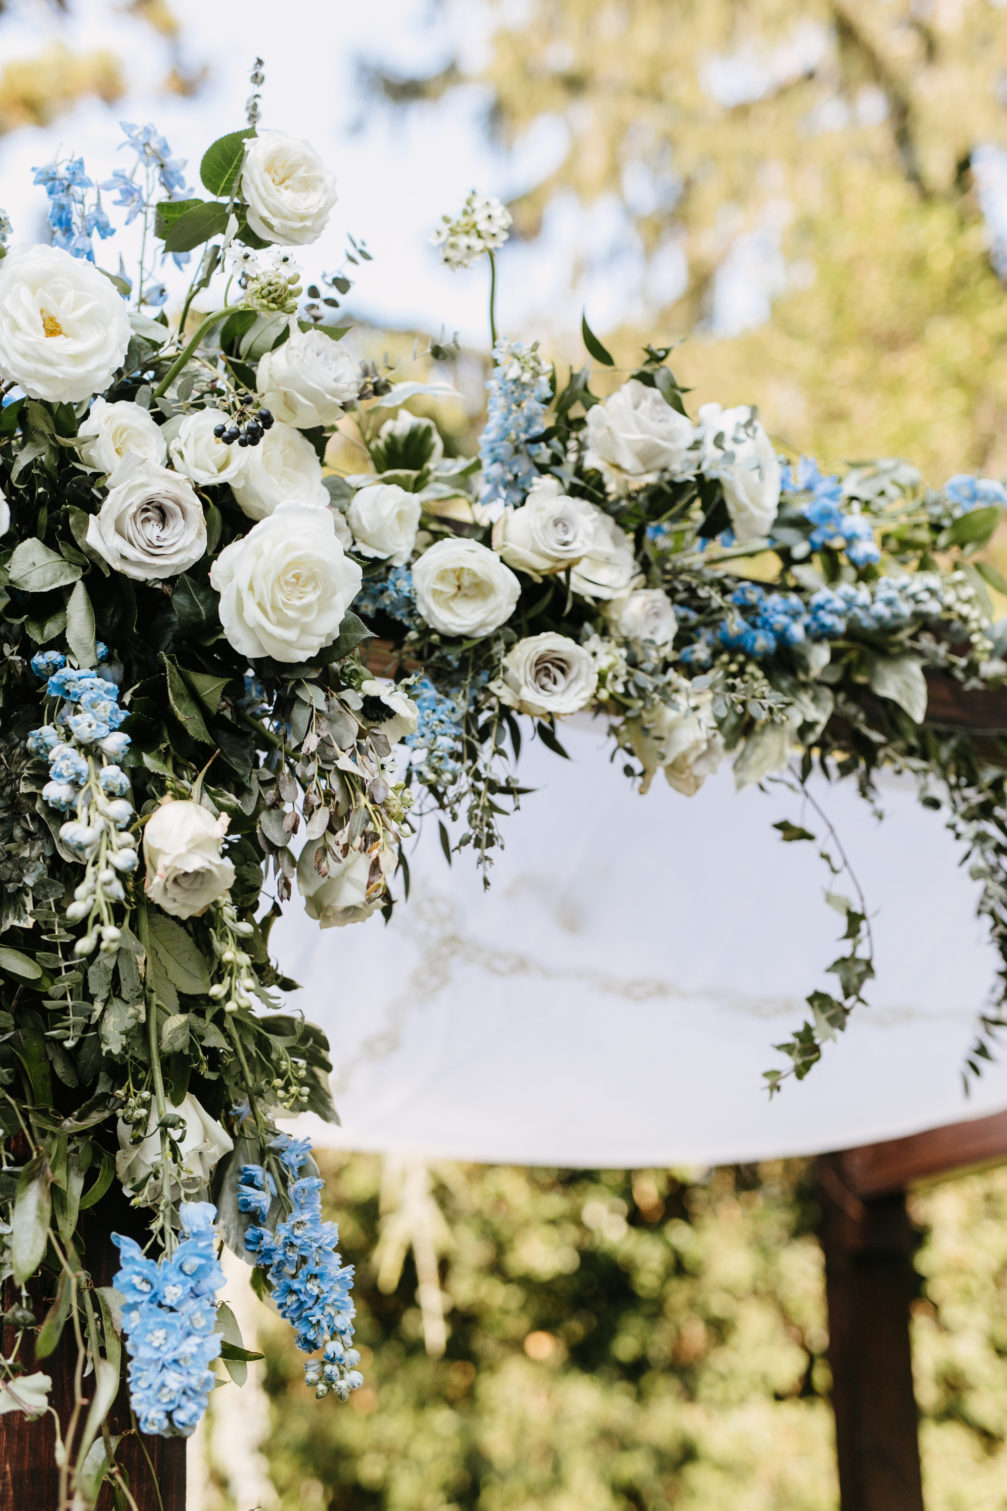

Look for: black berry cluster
[213,409,275,448]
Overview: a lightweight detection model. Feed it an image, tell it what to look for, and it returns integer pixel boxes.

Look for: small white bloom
[297,842,385,928]
[230,420,328,521]
[625,690,725,796]
[210,502,362,662]
[143,799,235,918]
[78,397,167,475]
[584,378,695,491]
[607,588,677,649]
[413,536,520,638]
[697,402,780,543]
[241,130,337,246]
[570,509,640,601]
[256,326,359,429]
[347,482,421,566]
[85,460,206,581]
[116,1092,234,1199]
[493,632,599,717]
[0,1373,52,1419]
[0,244,130,402]
[491,477,596,578]
[168,408,245,487]
[432,190,511,269]
[0,485,8,539]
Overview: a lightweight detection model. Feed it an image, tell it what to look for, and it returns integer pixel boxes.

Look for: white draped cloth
[273,722,1007,1168]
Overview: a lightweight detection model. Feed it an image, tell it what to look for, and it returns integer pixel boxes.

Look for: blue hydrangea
[478,339,551,511]
[354,567,418,627]
[113,1202,224,1437]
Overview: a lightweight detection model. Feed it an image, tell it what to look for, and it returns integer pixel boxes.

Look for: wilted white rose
[357,678,419,743]
[85,461,206,581]
[242,130,337,245]
[230,420,328,520]
[569,509,640,601]
[257,326,359,428]
[297,841,387,927]
[78,397,167,475]
[583,378,695,490]
[413,536,521,638]
[168,408,245,487]
[493,632,599,717]
[0,486,8,539]
[491,477,596,578]
[626,690,725,795]
[697,403,780,543]
[347,482,421,565]
[143,799,235,918]
[0,1373,52,1419]
[210,502,362,662]
[607,588,677,649]
[0,244,131,402]
[116,1092,234,1198]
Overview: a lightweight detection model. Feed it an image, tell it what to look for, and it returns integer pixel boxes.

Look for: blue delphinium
[241,1141,362,1401]
[479,338,551,513]
[101,122,193,273]
[780,456,881,566]
[31,157,113,261]
[944,474,1007,514]
[404,676,467,787]
[112,1202,224,1437]
[354,566,418,627]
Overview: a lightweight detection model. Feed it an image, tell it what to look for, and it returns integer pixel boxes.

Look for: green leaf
[868,652,928,724]
[975,558,1007,595]
[773,820,815,844]
[78,1151,115,1211]
[316,610,373,664]
[536,721,570,759]
[161,654,214,744]
[161,199,230,254]
[298,321,351,342]
[35,1268,72,1360]
[944,505,1001,550]
[160,1012,190,1055]
[11,1160,50,1284]
[181,667,230,716]
[200,128,254,196]
[734,721,792,789]
[581,312,615,366]
[217,1303,256,1386]
[171,573,219,637]
[8,538,82,593]
[0,946,42,981]
[438,820,453,867]
[147,911,212,996]
[65,579,96,669]
[154,197,210,236]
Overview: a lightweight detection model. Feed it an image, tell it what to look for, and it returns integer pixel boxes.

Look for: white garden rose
[168,408,245,487]
[78,397,167,475]
[0,244,130,403]
[569,509,640,601]
[257,326,359,428]
[241,130,337,245]
[297,842,386,928]
[0,486,8,539]
[583,378,695,489]
[85,461,206,581]
[626,690,725,796]
[210,502,362,662]
[494,632,599,717]
[697,403,781,543]
[491,477,596,578]
[607,588,677,649]
[230,420,328,521]
[143,799,235,918]
[116,1092,234,1199]
[347,482,421,565]
[413,536,521,638]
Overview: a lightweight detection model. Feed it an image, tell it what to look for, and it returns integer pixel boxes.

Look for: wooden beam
[835,1107,1007,1200]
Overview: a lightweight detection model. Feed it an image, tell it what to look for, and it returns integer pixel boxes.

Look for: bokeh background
[5,0,1007,1505]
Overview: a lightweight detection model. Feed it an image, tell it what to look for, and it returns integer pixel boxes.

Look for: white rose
[569,509,640,601]
[230,420,328,521]
[78,397,166,476]
[168,408,245,487]
[584,378,695,490]
[607,588,677,649]
[413,536,521,638]
[116,1092,234,1199]
[85,460,206,581]
[697,403,780,543]
[494,632,599,717]
[210,502,362,662]
[347,482,421,565]
[297,842,385,928]
[0,244,130,403]
[357,678,419,743]
[0,486,8,539]
[257,326,359,429]
[143,799,235,918]
[626,690,725,796]
[241,130,337,246]
[491,477,596,578]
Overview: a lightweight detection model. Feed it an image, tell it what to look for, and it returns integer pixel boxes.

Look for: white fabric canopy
[274,721,1007,1167]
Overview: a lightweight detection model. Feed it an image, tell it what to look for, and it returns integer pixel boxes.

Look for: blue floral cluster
[943,474,1007,514]
[354,566,417,626]
[479,339,551,510]
[112,1202,224,1437]
[240,1139,362,1401]
[404,676,470,787]
[31,157,113,262]
[779,457,881,567]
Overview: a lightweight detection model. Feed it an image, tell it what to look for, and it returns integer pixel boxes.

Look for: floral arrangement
[1,72,1007,1502]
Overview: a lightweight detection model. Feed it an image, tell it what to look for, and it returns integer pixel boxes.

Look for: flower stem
[152,308,230,399]
[487,251,498,349]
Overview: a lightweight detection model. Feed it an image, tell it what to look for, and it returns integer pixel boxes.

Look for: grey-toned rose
[493,632,599,717]
[85,460,206,581]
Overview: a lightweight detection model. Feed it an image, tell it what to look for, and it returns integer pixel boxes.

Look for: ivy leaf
[11,1158,50,1285]
[581,312,615,366]
[868,652,928,724]
[147,912,212,997]
[8,538,82,593]
[161,200,230,254]
[65,579,96,669]
[200,128,255,197]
